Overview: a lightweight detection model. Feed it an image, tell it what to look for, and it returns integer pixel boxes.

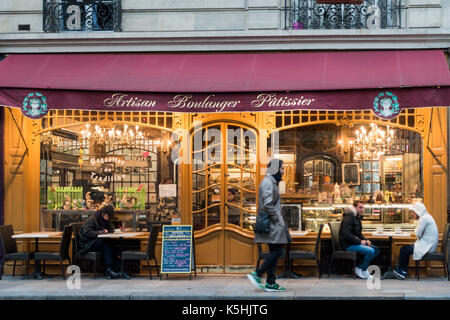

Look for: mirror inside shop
[272,123,423,233]
[40,123,180,232]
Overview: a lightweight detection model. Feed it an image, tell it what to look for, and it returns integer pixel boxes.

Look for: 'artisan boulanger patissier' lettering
[251,93,315,108]
[168,95,240,112]
[104,94,156,108]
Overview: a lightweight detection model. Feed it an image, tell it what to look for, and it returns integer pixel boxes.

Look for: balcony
[285,0,401,30]
[43,0,122,32]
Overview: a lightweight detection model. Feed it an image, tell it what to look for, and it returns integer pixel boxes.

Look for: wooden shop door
[191,122,259,272]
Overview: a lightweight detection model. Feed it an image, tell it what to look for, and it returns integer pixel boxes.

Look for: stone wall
[0,0,448,33]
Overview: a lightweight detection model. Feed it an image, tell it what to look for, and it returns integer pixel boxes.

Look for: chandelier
[80,123,145,146]
[353,123,394,160]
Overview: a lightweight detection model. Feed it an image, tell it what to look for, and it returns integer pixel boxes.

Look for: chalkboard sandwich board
[160,225,196,279]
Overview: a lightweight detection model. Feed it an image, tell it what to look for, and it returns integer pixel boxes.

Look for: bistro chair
[288,224,324,279]
[0,225,34,280]
[71,222,103,278]
[328,222,358,279]
[34,225,73,279]
[415,223,450,281]
[121,223,161,279]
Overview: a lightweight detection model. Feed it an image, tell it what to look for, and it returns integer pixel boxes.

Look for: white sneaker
[363,270,374,280]
[355,267,366,279]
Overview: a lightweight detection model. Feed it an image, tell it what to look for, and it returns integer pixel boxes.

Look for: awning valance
[0,50,449,119]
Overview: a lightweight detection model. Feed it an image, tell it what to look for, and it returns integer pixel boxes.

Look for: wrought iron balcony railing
[285,0,401,30]
[43,0,122,32]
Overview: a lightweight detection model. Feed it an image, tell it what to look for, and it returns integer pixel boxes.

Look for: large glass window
[40,123,178,231]
[270,123,423,231]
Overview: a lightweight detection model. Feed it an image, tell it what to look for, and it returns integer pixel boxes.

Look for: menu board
[161,225,193,274]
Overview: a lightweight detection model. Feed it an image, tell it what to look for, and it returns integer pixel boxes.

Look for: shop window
[39,123,178,232]
[270,123,423,232]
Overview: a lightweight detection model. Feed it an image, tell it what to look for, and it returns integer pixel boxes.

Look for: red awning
[0,50,449,116]
[0,50,449,92]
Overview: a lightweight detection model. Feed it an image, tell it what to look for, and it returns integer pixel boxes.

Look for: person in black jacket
[339,200,380,279]
[79,204,121,279]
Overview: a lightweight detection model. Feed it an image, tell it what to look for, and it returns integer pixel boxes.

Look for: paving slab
[0,274,448,300]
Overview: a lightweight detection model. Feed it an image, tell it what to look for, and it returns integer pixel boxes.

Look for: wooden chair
[34,225,73,279]
[289,224,324,278]
[121,224,161,279]
[71,222,103,278]
[328,222,358,279]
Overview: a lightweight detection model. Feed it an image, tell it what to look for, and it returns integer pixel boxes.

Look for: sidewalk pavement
[0,274,449,300]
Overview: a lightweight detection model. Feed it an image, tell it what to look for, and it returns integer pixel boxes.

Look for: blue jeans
[346,244,380,271]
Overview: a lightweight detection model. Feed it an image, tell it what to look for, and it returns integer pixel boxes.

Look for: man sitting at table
[79,204,121,279]
[339,200,380,280]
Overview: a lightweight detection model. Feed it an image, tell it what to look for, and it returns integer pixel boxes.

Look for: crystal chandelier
[80,123,144,146]
[353,123,394,160]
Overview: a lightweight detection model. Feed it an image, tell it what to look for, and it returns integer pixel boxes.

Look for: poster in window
[342,163,360,186]
[149,182,156,193]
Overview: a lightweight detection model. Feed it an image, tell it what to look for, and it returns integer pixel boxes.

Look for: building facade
[0,0,449,274]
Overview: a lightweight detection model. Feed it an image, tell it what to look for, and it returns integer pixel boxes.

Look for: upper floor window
[286,0,401,30]
[43,0,122,32]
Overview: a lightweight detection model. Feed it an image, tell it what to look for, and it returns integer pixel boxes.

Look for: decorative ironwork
[43,0,122,32]
[286,0,401,29]
[271,109,424,137]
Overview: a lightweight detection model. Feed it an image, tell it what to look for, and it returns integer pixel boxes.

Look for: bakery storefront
[0,50,449,274]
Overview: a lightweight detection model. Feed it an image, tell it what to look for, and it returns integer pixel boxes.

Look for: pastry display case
[299,203,416,232]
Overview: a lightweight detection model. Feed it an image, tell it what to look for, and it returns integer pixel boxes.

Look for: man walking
[247,159,290,292]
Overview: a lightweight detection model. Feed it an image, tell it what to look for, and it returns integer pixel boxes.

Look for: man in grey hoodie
[247,159,290,292]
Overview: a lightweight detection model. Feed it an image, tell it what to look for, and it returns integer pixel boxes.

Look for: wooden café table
[12,232,62,279]
[97,231,146,239]
[278,230,414,278]
[367,231,414,272]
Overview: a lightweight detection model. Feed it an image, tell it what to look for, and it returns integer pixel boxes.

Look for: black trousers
[89,238,120,270]
[256,243,284,285]
[397,244,414,272]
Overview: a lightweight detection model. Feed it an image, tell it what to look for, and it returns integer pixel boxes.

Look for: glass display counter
[301,203,417,232]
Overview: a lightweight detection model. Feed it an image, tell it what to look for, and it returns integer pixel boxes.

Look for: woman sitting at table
[392,202,438,280]
[79,204,121,279]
